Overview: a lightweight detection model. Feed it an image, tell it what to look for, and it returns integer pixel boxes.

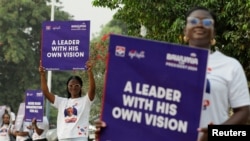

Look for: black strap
[33,139,48,141]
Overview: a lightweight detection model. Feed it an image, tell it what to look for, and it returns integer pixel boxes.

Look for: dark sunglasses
[187,17,214,28]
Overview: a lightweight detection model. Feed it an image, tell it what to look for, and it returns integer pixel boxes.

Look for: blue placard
[100,34,209,141]
[25,90,44,122]
[41,21,90,70]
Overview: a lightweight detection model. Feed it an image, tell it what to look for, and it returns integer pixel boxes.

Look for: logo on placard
[36,92,43,97]
[128,50,145,59]
[26,92,33,96]
[115,46,126,57]
[165,52,199,71]
[45,26,51,30]
[71,22,87,30]
[52,26,61,30]
[45,25,61,31]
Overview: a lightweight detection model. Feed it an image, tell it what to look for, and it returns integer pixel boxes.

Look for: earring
[211,39,216,46]
[183,36,189,43]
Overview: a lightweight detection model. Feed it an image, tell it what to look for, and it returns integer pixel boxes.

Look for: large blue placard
[100,34,209,141]
[41,21,90,70]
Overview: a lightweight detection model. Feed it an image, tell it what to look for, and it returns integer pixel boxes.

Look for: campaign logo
[52,26,61,30]
[45,25,60,31]
[203,99,210,110]
[26,92,33,96]
[165,52,199,71]
[45,26,51,30]
[36,92,43,97]
[128,50,145,59]
[71,22,87,30]
[115,46,126,57]
[207,67,212,73]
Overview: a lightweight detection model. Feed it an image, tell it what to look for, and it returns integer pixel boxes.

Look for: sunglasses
[68,84,81,88]
[187,17,214,28]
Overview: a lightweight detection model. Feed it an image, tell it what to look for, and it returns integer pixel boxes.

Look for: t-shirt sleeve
[36,117,49,130]
[229,61,250,107]
[36,121,45,130]
[86,93,94,105]
[23,122,32,133]
[52,95,66,108]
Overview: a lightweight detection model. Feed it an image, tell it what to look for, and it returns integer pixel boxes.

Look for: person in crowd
[6,106,16,125]
[0,112,15,141]
[14,102,32,141]
[14,123,32,141]
[29,116,49,141]
[95,6,250,141]
[185,6,250,141]
[39,60,96,141]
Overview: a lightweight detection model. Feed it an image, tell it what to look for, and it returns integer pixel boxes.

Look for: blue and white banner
[41,21,90,70]
[100,34,209,141]
[25,90,44,122]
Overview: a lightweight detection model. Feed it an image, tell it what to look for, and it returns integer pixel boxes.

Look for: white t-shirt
[0,124,12,141]
[32,116,49,140]
[15,121,32,141]
[52,95,93,140]
[199,51,250,127]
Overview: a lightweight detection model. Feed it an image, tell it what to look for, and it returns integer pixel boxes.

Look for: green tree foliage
[0,0,71,120]
[92,0,250,86]
[0,0,125,127]
[89,19,125,122]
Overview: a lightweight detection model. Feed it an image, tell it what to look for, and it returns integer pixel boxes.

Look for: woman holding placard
[95,6,250,141]
[39,60,96,141]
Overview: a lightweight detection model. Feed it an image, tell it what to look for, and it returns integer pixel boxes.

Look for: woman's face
[3,114,10,124]
[184,9,215,49]
[67,79,82,98]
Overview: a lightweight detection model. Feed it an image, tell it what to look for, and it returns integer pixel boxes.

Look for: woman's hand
[39,60,46,76]
[197,122,213,141]
[32,118,37,128]
[95,120,106,140]
[197,127,208,141]
[85,60,94,72]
